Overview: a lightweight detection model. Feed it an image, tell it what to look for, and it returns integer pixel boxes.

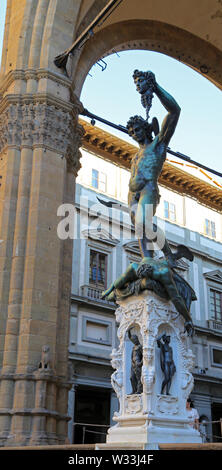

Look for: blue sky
[0,0,221,177]
[81,51,222,179]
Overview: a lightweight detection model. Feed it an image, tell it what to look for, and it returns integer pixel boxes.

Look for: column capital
[0,93,84,174]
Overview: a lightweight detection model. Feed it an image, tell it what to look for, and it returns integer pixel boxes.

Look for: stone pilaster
[0,70,83,446]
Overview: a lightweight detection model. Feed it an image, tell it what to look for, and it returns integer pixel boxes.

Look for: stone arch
[39,0,82,71]
[72,19,222,97]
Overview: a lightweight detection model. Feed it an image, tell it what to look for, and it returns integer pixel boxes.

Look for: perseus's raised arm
[155,82,181,146]
[133,70,180,145]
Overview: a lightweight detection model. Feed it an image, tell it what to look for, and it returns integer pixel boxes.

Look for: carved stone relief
[0,100,84,175]
[157,395,179,415]
[111,292,196,423]
[125,394,143,415]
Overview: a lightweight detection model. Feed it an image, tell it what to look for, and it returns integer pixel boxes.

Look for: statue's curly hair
[133,69,156,84]
[133,69,149,80]
[126,115,153,140]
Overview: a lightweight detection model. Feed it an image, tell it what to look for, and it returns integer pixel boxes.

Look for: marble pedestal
[106,291,202,446]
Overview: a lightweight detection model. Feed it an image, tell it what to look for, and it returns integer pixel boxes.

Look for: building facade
[67,121,222,444]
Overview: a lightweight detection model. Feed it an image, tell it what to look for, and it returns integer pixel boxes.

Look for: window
[212,348,222,366]
[91,169,107,192]
[92,169,99,189]
[210,289,222,321]
[164,200,176,222]
[89,250,107,289]
[99,172,107,192]
[82,316,112,346]
[86,321,108,342]
[204,219,216,238]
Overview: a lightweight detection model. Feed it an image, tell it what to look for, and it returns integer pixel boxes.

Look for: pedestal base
[106,416,202,446]
[107,291,202,446]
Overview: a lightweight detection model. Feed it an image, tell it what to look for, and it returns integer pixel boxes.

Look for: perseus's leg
[153,223,173,259]
[135,191,158,258]
[129,194,151,258]
[101,263,138,299]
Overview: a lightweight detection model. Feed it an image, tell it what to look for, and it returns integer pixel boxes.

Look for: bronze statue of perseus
[127,70,181,260]
[102,69,196,336]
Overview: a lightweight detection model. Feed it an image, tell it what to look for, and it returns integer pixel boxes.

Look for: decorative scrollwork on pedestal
[125,394,143,415]
[110,349,123,407]
[116,301,146,345]
[157,395,179,415]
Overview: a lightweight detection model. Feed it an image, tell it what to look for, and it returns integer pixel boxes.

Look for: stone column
[0,72,83,446]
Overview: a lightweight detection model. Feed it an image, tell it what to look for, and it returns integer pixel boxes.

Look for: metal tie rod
[81,108,222,179]
[54,0,122,69]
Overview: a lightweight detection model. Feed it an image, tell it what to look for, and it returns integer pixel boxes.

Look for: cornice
[0,68,72,95]
[0,371,71,389]
[193,373,222,385]
[203,269,222,283]
[194,323,222,339]
[123,240,140,255]
[0,92,77,115]
[81,227,119,246]
[70,293,116,311]
[79,118,135,167]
